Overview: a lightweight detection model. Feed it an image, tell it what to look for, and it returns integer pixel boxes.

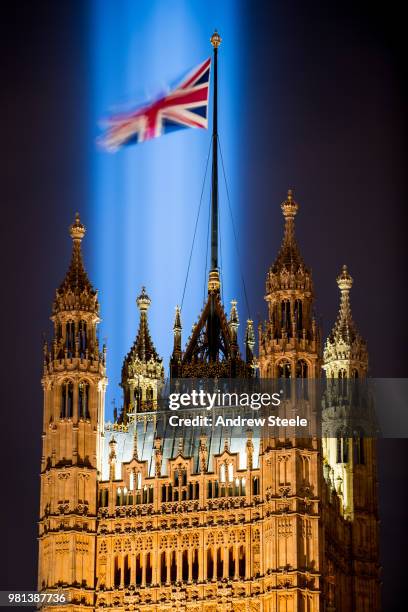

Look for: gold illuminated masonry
[38,192,380,611]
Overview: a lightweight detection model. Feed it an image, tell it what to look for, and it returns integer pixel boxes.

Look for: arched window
[137,472,142,490]
[278,360,291,378]
[146,386,153,407]
[65,321,75,356]
[78,320,87,354]
[220,463,226,483]
[294,299,303,333]
[145,552,152,585]
[78,381,90,419]
[60,381,73,418]
[216,548,223,579]
[135,553,142,585]
[207,548,214,580]
[229,547,235,578]
[238,545,246,578]
[281,300,291,333]
[160,551,166,584]
[182,550,189,581]
[228,463,234,483]
[296,359,308,378]
[353,432,365,465]
[133,387,140,411]
[338,368,347,396]
[114,556,121,587]
[336,433,349,463]
[123,555,130,587]
[170,551,177,582]
[192,549,199,580]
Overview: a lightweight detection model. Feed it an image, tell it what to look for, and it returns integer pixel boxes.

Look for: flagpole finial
[210,30,222,48]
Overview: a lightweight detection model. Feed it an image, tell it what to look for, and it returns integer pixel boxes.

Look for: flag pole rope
[217,135,252,320]
[181,140,212,310]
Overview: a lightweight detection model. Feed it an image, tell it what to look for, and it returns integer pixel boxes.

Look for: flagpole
[208,30,222,293]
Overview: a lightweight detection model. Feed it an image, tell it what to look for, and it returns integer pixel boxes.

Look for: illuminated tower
[258,190,322,610]
[322,266,381,610]
[258,189,320,378]
[38,214,107,608]
[120,286,164,422]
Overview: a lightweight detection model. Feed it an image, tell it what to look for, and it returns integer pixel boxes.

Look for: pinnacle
[271,190,305,273]
[54,213,97,313]
[123,287,162,367]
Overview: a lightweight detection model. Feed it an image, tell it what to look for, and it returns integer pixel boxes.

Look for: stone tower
[258,190,322,610]
[38,214,107,607]
[322,266,381,610]
[258,189,320,379]
[120,286,164,422]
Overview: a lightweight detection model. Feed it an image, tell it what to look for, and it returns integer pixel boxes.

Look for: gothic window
[182,550,189,581]
[217,548,223,578]
[241,477,246,496]
[238,545,246,578]
[296,359,308,378]
[78,320,87,354]
[228,463,234,483]
[353,431,365,465]
[133,387,140,411]
[146,386,153,407]
[137,472,142,490]
[135,553,142,585]
[220,463,226,483]
[114,556,121,588]
[281,300,291,333]
[78,381,90,419]
[160,551,166,583]
[253,476,259,495]
[207,548,214,579]
[170,551,177,583]
[65,320,75,356]
[278,360,291,378]
[229,547,235,578]
[336,433,349,463]
[192,549,199,580]
[338,368,347,396]
[294,299,303,333]
[146,552,152,585]
[129,471,134,491]
[60,381,73,418]
[123,555,130,587]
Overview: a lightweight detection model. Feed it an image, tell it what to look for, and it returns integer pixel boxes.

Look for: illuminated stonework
[38,203,381,611]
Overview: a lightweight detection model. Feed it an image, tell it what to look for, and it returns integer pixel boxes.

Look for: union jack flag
[99,57,211,150]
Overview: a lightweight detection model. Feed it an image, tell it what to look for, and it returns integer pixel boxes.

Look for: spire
[272,189,305,273]
[127,287,161,364]
[323,265,368,377]
[121,287,164,419]
[332,266,358,344]
[53,213,98,314]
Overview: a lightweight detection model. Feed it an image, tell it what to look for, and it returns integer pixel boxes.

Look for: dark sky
[1,1,407,609]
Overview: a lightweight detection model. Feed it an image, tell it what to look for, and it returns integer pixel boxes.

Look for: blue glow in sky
[91,0,244,415]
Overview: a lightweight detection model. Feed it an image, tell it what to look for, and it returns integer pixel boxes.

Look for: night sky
[1,1,407,609]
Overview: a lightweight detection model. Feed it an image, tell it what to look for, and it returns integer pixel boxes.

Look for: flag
[99,57,211,151]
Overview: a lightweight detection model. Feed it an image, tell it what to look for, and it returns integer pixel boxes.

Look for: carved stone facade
[38,199,380,611]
